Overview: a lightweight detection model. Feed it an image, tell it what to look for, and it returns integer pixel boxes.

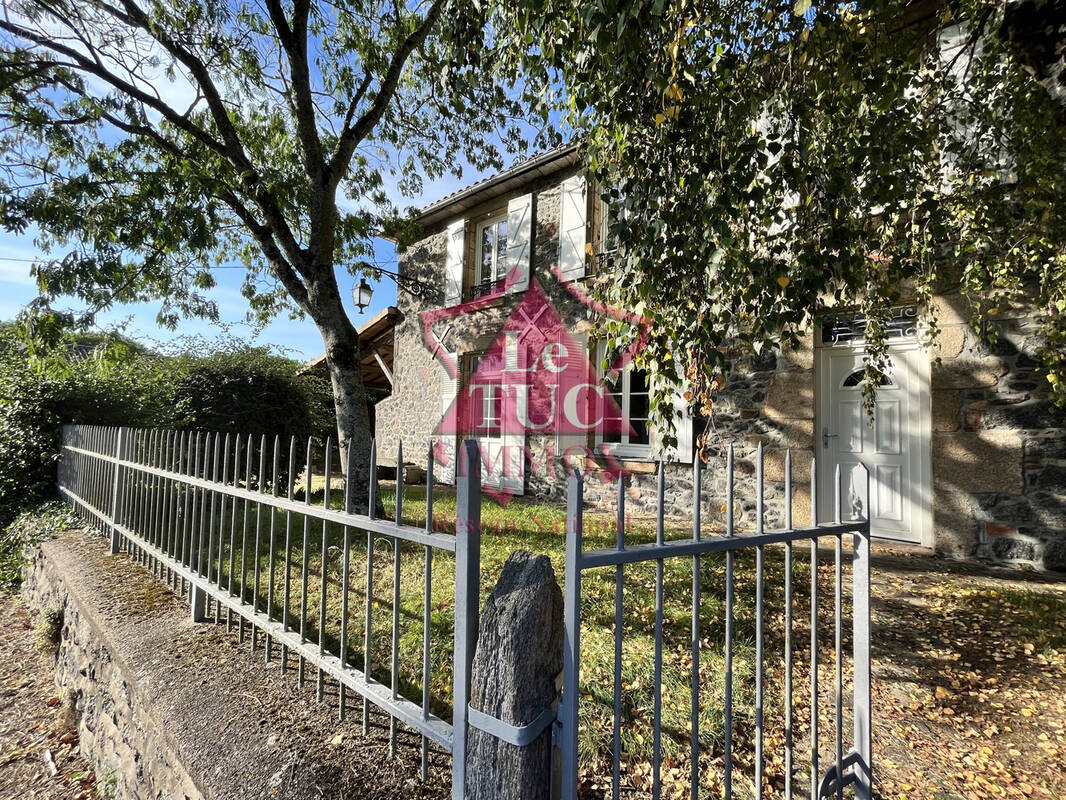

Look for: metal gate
[57,425,870,799]
[556,445,872,800]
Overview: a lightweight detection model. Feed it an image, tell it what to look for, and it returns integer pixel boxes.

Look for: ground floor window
[597,355,652,459]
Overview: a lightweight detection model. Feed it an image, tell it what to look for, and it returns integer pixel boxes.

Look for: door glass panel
[842,369,895,388]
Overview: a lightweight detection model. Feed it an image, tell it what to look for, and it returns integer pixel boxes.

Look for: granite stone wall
[375,173,594,474]
[23,543,204,800]
[928,293,1065,570]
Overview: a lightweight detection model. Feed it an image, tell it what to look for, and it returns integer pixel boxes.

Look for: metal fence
[558,446,872,800]
[57,424,871,799]
[57,424,483,800]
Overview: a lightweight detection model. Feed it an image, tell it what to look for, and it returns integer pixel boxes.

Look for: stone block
[932,431,1024,494]
[985,521,1016,537]
[932,390,961,432]
[987,535,1039,564]
[929,325,967,360]
[932,483,979,558]
[776,418,815,450]
[781,331,814,371]
[974,493,1034,524]
[975,398,1059,431]
[1043,537,1066,572]
[764,448,813,484]
[764,371,815,420]
[1024,432,1066,462]
[790,485,813,527]
[1033,465,1066,491]
[931,358,1008,389]
[932,293,974,326]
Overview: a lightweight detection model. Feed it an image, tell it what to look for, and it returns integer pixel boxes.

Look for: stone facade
[23,533,423,800]
[377,157,1065,571]
[928,300,1065,570]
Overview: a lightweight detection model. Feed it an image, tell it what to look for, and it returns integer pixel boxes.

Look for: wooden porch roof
[299,306,398,392]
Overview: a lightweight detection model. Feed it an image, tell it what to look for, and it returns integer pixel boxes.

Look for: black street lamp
[353,275,373,312]
[350,261,435,314]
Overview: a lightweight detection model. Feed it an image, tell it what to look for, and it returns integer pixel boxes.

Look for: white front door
[816,344,931,545]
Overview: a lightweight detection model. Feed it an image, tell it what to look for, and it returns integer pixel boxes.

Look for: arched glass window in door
[841,369,895,389]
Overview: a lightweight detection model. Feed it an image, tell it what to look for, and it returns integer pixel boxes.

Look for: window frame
[591,189,620,274]
[593,344,652,460]
[474,212,508,288]
[461,350,504,439]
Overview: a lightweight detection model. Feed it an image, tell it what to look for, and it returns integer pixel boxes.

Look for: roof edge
[413,144,581,229]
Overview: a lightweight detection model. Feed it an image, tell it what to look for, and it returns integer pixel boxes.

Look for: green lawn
[164,483,848,799]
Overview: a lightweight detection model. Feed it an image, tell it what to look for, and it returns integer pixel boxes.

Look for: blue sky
[0,165,494,363]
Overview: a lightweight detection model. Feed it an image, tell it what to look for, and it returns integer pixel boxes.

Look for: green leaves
[0,0,529,335]
[499,0,1066,419]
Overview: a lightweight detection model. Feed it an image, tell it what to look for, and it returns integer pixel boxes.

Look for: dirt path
[871,553,1066,800]
[0,596,97,800]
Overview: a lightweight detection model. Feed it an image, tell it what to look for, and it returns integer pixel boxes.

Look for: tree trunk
[310,282,375,514]
[325,331,375,514]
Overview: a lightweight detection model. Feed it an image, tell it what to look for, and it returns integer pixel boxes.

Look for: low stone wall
[21,533,430,800]
[23,538,204,800]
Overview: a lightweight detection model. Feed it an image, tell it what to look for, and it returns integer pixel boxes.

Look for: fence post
[465,551,562,800]
[559,469,583,800]
[452,440,481,800]
[108,427,127,555]
[189,432,209,623]
[189,587,208,624]
[852,465,872,799]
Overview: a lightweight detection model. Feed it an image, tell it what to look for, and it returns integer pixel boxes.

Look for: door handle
[822,427,839,449]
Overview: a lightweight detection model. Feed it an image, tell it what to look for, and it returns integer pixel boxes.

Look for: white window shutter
[444,219,465,306]
[500,430,525,495]
[654,381,694,463]
[437,350,458,484]
[671,389,695,463]
[558,176,587,282]
[503,329,520,371]
[556,331,589,454]
[504,193,532,293]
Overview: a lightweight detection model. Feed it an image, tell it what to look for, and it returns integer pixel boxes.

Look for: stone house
[372,145,1065,571]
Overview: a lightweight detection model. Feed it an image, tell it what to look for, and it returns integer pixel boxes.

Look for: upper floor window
[591,191,619,273]
[476,214,508,291]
